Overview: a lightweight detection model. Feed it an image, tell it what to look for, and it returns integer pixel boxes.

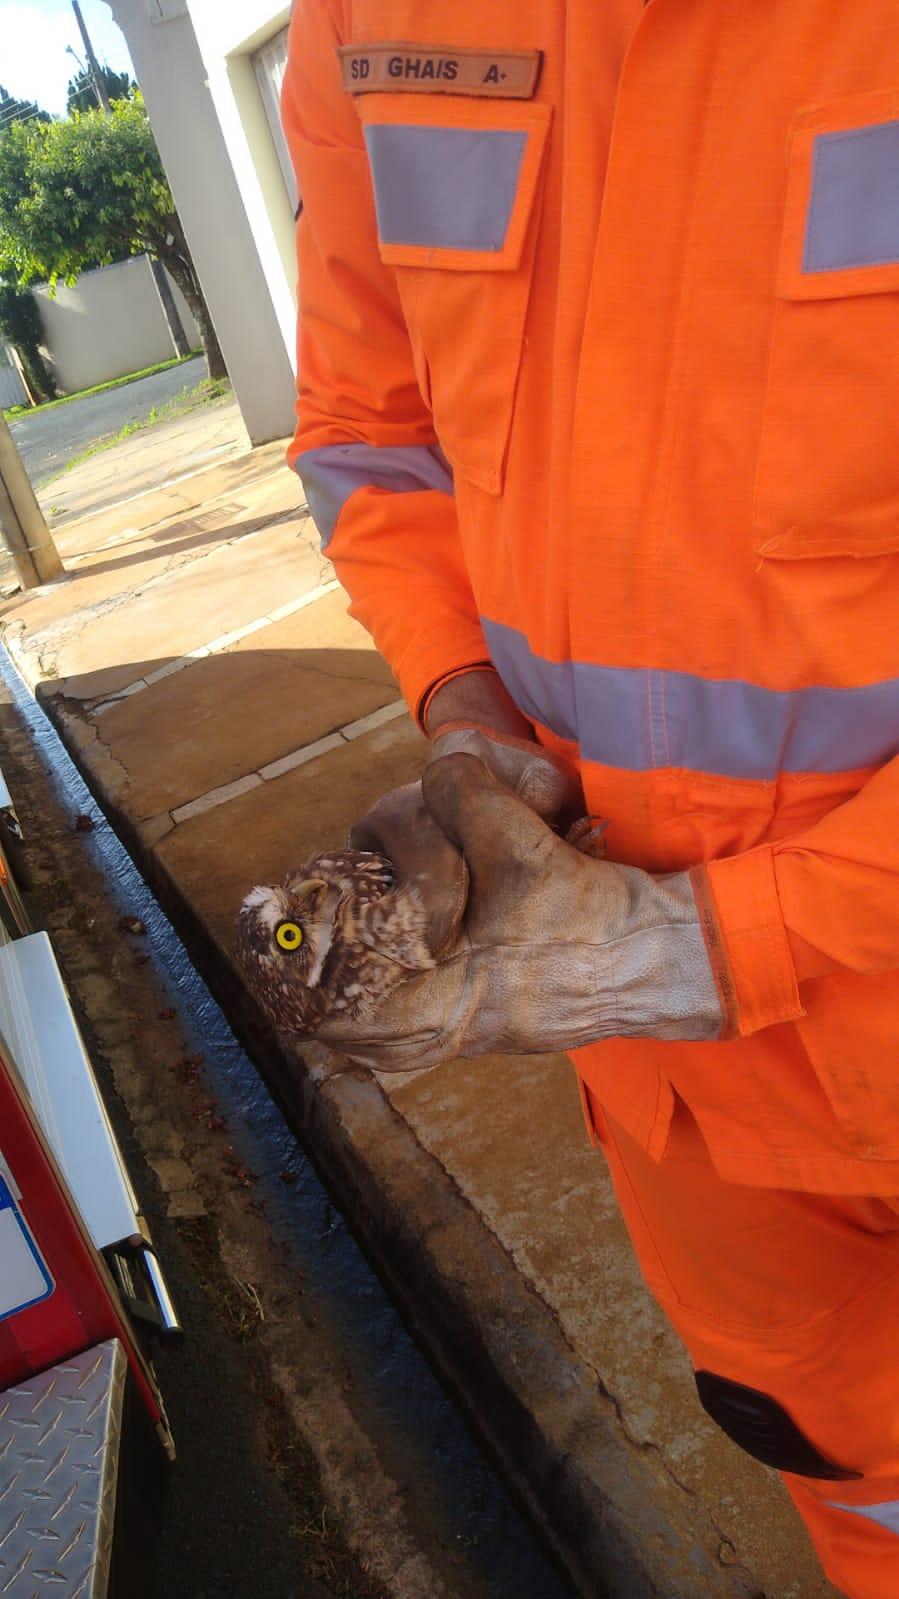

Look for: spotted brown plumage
[236,848,435,1035]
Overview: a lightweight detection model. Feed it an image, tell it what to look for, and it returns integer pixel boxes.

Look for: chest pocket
[357,95,551,493]
[753,88,899,561]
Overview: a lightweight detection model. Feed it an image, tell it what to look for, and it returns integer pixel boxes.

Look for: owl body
[237,848,434,1035]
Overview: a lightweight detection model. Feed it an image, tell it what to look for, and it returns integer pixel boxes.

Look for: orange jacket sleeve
[282,0,489,719]
[696,756,899,1036]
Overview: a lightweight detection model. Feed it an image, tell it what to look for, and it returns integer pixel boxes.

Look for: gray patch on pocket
[364,124,526,250]
[804,118,899,272]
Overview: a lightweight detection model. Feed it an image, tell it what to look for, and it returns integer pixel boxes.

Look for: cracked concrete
[0,435,840,1599]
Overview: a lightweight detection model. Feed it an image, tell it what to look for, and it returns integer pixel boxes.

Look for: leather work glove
[424,666,583,828]
[319,754,725,1072]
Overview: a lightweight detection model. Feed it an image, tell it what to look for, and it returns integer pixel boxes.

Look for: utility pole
[0,419,64,589]
[70,0,191,359]
[71,0,110,111]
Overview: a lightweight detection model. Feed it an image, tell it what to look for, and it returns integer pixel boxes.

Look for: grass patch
[3,349,204,421]
[40,376,232,485]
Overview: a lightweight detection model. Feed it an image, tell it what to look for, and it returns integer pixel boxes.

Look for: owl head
[238,874,343,988]
[236,874,345,1031]
[235,850,395,1036]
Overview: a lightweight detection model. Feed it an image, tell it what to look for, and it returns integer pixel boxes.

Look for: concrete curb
[16,667,763,1599]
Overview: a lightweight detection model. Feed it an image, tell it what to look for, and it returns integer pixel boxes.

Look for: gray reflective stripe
[805,119,899,271]
[364,124,526,250]
[482,617,899,779]
[294,443,453,547]
[829,1500,899,1537]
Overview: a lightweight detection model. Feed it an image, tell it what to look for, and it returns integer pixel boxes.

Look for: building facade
[104,0,298,446]
[184,2,298,370]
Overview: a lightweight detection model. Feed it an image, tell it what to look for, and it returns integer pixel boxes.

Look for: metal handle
[140,1246,182,1337]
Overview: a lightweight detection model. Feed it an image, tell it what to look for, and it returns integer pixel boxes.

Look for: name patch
[339,43,542,100]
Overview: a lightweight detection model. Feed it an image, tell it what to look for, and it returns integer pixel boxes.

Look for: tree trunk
[156,251,228,383]
[148,257,192,359]
[16,342,57,405]
[171,267,228,383]
[140,211,229,384]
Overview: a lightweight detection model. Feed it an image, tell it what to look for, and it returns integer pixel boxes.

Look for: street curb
[16,662,761,1599]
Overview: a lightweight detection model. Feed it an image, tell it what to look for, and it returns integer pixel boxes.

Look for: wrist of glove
[321,753,724,1072]
[425,667,583,827]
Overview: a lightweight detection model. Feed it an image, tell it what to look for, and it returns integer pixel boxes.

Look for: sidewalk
[0,439,838,1599]
[35,387,249,528]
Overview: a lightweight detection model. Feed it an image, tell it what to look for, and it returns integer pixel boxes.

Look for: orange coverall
[283,6,899,1592]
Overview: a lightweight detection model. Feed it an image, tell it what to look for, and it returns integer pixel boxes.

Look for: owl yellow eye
[275,921,304,952]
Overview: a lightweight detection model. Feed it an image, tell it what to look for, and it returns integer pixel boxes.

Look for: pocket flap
[778,88,899,301]
[357,97,551,271]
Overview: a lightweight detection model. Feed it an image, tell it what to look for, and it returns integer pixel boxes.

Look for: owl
[236,848,435,1035]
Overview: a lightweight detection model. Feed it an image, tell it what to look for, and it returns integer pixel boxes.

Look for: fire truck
[0,766,178,1598]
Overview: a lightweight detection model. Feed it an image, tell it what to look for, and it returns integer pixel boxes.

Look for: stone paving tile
[39,399,250,527]
[48,440,290,556]
[41,521,327,690]
[84,592,398,822]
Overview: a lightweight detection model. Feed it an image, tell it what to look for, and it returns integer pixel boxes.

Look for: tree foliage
[0,95,179,285]
[0,95,226,378]
[66,66,136,116]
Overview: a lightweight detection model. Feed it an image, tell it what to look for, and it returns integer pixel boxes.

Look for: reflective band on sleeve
[481,617,899,779]
[293,442,453,547]
[805,119,899,271]
[829,1501,899,1537]
[363,124,526,250]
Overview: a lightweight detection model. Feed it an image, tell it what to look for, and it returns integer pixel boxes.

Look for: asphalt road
[9,356,208,486]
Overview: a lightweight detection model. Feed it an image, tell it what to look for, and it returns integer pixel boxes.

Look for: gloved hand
[424,667,583,827]
[319,754,725,1071]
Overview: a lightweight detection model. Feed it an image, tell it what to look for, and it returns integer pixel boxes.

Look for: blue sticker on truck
[0,1174,54,1321]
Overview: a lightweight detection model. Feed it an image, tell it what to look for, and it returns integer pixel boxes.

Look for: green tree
[0,96,226,380]
[66,66,135,116]
[0,85,51,131]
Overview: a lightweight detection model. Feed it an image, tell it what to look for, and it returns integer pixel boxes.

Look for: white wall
[104,0,298,444]
[31,256,200,396]
[184,1,297,369]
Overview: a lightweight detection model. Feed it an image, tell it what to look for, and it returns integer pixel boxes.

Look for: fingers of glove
[347,780,469,956]
[429,726,582,824]
[422,752,562,884]
[423,755,646,948]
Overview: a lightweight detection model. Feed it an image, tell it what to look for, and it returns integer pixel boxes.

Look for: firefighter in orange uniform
[282,7,899,1594]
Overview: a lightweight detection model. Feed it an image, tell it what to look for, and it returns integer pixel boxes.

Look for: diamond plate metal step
[0,1340,125,1598]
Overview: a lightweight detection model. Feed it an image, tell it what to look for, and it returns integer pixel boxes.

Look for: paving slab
[9,518,325,698]
[0,441,841,1599]
[45,439,291,558]
[37,394,249,527]
[79,600,399,826]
